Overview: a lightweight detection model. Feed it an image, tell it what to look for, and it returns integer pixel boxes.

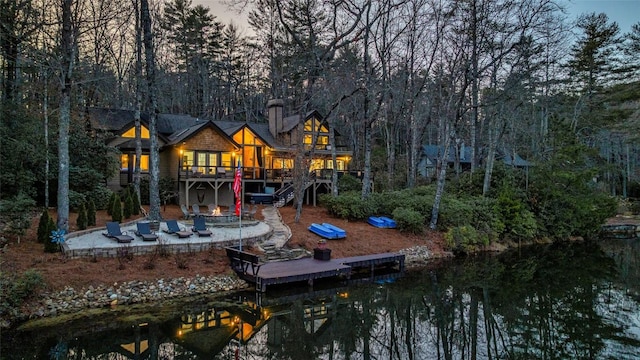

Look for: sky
[193,0,639,34]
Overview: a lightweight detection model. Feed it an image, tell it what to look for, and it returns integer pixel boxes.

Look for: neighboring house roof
[500,152,533,167]
[422,144,472,164]
[421,144,532,168]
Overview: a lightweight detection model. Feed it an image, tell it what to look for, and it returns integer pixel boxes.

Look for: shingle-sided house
[88,100,353,208]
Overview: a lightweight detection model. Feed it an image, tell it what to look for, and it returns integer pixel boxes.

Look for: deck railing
[178,165,363,181]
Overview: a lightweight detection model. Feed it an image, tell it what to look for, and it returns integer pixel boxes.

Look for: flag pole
[233,159,243,251]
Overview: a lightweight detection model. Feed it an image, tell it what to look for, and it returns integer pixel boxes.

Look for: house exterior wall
[186,127,236,152]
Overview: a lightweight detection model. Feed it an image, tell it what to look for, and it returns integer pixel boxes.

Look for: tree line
[1,0,639,234]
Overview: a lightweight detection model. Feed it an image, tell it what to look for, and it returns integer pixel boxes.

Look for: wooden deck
[226,247,405,292]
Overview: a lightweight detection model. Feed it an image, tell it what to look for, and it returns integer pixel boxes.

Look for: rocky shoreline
[5,245,444,328]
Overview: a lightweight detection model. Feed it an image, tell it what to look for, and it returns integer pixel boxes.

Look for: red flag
[233,161,242,216]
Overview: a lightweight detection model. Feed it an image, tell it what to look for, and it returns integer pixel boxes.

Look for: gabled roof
[166,119,237,146]
[281,110,323,133]
[87,108,148,132]
[157,114,204,135]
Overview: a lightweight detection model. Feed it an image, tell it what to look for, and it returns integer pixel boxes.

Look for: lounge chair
[103,222,134,243]
[135,222,158,241]
[180,204,192,219]
[207,203,218,214]
[192,204,202,217]
[164,219,193,238]
[192,216,212,237]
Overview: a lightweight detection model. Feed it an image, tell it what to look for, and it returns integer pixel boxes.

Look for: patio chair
[135,222,158,241]
[192,204,202,217]
[163,219,193,238]
[103,222,134,243]
[180,204,192,219]
[192,216,212,237]
[242,205,257,220]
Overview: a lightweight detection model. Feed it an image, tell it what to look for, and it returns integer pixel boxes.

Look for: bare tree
[140,0,160,220]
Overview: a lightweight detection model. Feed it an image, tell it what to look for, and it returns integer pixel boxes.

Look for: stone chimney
[267,99,284,138]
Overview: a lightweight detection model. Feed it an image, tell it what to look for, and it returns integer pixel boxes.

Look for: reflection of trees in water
[8,242,640,359]
[600,238,640,295]
[426,242,620,359]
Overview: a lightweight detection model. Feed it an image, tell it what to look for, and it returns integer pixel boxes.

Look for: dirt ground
[0,204,446,292]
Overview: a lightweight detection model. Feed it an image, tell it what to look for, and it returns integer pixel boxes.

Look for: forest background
[1,0,639,246]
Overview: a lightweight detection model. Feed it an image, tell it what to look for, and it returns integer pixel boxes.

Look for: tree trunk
[141,0,161,220]
[57,0,74,232]
[133,0,142,205]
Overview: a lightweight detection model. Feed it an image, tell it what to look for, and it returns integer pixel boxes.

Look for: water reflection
[3,241,640,359]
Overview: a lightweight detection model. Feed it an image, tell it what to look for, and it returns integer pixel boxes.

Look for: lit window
[121,126,150,138]
[121,154,149,171]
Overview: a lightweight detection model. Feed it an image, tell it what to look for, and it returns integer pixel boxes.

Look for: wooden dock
[225,247,405,292]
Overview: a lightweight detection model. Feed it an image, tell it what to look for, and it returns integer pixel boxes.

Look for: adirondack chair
[192,204,202,217]
[180,204,192,219]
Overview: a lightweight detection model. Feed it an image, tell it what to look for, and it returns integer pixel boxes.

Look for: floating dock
[226,247,405,292]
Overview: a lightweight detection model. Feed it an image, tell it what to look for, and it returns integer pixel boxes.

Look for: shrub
[321,191,373,220]
[0,269,44,317]
[338,174,362,193]
[392,207,425,234]
[438,197,475,230]
[68,190,86,212]
[87,199,96,226]
[444,225,488,254]
[123,192,133,219]
[0,193,36,242]
[44,217,59,253]
[89,186,113,210]
[111,195,122,222]
[107,192,117,215]
[77,202,88,230]
[37,208,51,244]
[131,188,141,216]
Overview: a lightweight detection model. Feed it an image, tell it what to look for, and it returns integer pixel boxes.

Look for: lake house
[88,100,354,208]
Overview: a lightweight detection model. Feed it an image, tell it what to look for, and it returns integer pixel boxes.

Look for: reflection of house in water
[167,304,270,357]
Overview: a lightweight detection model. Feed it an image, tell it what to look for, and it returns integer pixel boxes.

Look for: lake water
[2,240,639,359]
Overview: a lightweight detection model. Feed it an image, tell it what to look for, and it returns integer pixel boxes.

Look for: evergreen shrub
[44,217,59,253]
[337,174,362,192]
[444,225,488,254]
[131,188,141,216]
[68,190,86,212]
[123,192,133,219]
[87,199,96,226]
[77,202,88,230]
[37,208,51,244]
[107,192,116,215]
[0,269,44,317]
[392,207,425,234]
[111,195,122,222]
[89,186,112,210]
